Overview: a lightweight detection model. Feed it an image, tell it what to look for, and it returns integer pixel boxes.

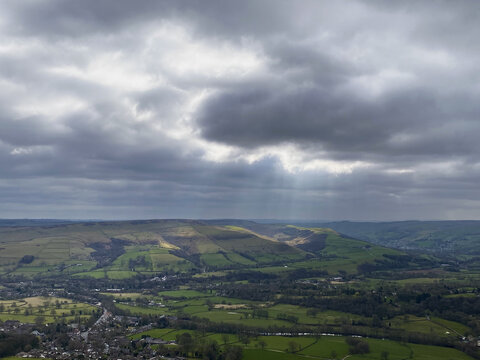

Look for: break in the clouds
[0,0,480,220]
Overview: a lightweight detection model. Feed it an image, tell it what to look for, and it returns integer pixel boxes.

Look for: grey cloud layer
[195,2,480,163]
[0,0,479,219]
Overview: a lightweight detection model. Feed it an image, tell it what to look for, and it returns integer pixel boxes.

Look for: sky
[1,0,480,221]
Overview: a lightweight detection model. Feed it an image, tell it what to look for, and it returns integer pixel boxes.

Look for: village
[1,310,184,360]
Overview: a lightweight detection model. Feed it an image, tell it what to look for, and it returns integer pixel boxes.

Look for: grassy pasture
[391,315,451,335]
[114,303,171,316]
[390,315,470,338]
[121,290,374,330]
[106,270,138,279]
[267,304,365,326]
[242,350,306,360]
[193,271,228,278]
[158,290,210,298]
[200,253,234,267]
[0,296,97,324]
[224,252,256,266]
[0,234,97,277]
[127,327,475,360]
[444,293,477,298]
[247,336,474,360]
[204,332,240,345]
[72,269,106,279]
[107,245,195,274]
[71,243,195,279]
[100,292,144,299]
[395,277,444,285]
[251,335,316,351]
[119,290,473,347]
[431,317,470,335]
[407,342,473,360]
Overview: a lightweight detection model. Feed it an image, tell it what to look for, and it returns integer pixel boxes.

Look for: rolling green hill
[0,220,310,278]
[206,221,418,275]
[316,220,480,255]
[0,219,421,279]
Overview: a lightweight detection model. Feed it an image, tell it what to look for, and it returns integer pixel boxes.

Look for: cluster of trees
[251,309,269,319]
[217,283,274,302]
[128,255,148,270]
[0,333,39,357]
[345,336,370,354]
[166,332,242,360]
[224,271,277,282]
[356,254,415,274]
[90,238,130,268]
[19,255,35,264]
[276,312,299,323]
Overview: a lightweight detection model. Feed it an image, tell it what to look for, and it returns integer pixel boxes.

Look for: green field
[0,296,97,324]
[389,315,469,338]
[158,290,210,298]
[128,327,474,360]
[200,253,235,267]
[100,292,144,299]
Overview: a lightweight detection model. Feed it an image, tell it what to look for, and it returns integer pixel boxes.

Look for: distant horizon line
[1,217,480,223]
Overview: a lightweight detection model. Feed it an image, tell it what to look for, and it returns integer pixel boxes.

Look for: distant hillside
[316,220,480,255]
[206,220,421,275]
[204,219,325,243]
[0,219,81,227]
[0,219,308,278]
[0,219,430,279]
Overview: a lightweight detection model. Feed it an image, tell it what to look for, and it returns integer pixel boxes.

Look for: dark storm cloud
[192,0,480,164]
[189,2,480,181]
[1,0,480,220]
[197,81,480,161]
[2,0,312,38]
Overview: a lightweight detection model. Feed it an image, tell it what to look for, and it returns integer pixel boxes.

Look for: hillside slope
[0,219,434,279]
[0,219,307,278]
[318,220,480,255]
[207,221,421,275]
